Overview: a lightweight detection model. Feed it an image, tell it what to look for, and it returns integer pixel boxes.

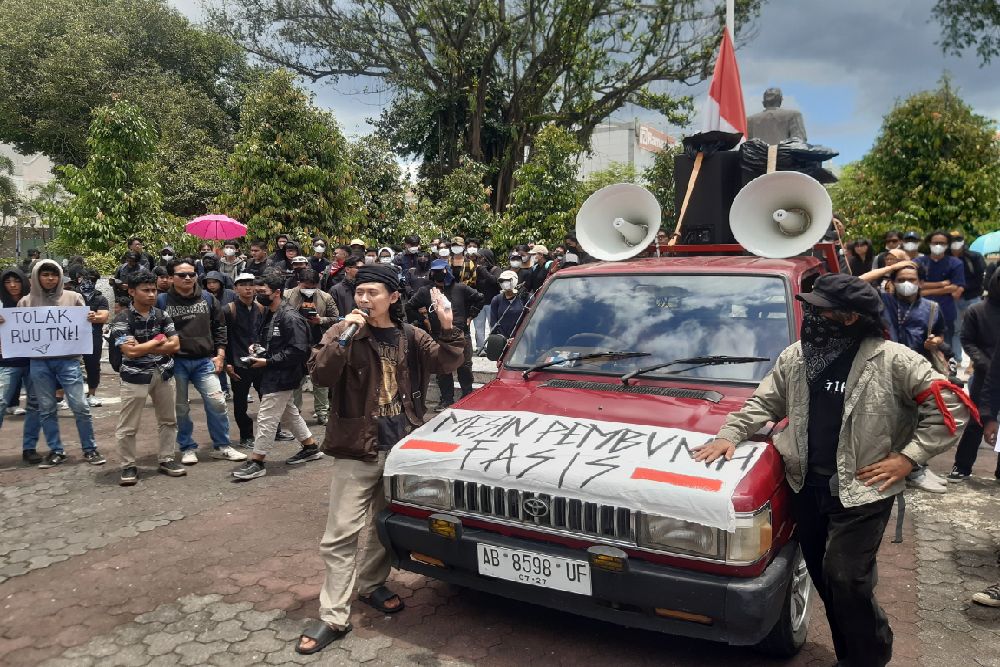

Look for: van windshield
[506,273,791,383]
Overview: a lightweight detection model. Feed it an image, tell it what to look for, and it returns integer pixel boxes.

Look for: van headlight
[726,504,772,563]
[394,475,453,510]
[637,514,722,558]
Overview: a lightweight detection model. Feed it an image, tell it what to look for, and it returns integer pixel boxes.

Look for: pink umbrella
[185,214,248,240]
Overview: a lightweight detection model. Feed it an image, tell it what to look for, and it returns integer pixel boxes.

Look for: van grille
[452,480,634,541]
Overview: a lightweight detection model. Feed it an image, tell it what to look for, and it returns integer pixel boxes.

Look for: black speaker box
[673,151,742,245]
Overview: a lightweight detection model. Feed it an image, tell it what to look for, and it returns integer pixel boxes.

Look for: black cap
[902,230,921,240]
[796,273,883,320]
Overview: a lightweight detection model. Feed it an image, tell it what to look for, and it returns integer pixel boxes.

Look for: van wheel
[755,546,812,657]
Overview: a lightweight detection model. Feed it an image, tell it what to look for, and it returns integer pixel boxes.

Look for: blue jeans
[0,365,44,451]
[174,356,231,451]
[31,358,97,454]
[472,308,489,349]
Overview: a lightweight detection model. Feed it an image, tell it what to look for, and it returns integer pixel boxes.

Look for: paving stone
[174,639,229,665]
[195,619,249,644]
[142,630,196,657]
[341,634,393,662]
[205,600,253,622]
[237,608,283,632]
[178,594,223,614]
[228,629,283,655]
[135,606,184,625]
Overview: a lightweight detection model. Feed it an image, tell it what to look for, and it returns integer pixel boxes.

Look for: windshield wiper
[620,355,770,385]
[522,351,650,379]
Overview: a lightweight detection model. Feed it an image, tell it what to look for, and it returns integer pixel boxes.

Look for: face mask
[314,244,326,253]
[79,280,95,294]
[437,248,450,258]
[161,254,174,262]
[417,258,429,268]
[903,242,919,252]
[430,271,446,283]
[554,254,564,262]
[951,241,964,251]
[301,288,316,298]
[800,309,853,346]
[500,280,514,291]
[365,256,375,265]
[467,247,478,256]
[895,281,919,297]
[379,256,392,264]
[224,248,236,257]
[451,245,464,255]
[509,259,522,269]
[255,293,273,307]
[930,244,947,256]
[407,246,419,254]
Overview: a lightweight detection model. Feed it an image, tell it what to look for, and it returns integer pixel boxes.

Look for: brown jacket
[308,321,466,460]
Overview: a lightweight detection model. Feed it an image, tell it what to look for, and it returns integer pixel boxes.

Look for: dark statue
[746,87,808,144]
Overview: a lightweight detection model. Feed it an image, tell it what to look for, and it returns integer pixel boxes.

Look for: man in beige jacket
[694,273,973,667]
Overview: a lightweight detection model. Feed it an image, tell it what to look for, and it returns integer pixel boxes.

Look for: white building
[578,119,677,178]
[0,143,56,257]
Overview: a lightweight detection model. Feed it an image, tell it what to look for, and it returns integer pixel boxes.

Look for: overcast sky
[170,0,998,165]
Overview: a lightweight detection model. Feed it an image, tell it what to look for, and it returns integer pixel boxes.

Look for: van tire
[755,546,811,657]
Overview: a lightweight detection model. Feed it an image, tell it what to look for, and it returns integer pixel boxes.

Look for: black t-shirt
[370,326,410,450]
[806,344,859,486]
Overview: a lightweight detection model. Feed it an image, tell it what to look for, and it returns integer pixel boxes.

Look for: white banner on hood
[385,409,767,532]
[0,306,93,357]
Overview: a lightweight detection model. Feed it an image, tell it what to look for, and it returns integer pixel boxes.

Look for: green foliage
[347,136,408,245]
[215,70,358,243]
[45,101,169,255]
[496,126,583,252]
[830,79,1000,242]
[934,0,1000,64]
[580,162,642,200]
[0,155,18,218]
[644,144,683,226]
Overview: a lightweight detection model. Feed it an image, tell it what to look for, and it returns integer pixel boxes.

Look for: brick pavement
[0,389,996,666]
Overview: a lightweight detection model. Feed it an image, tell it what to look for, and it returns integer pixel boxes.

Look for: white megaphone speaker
[729,171,833,259]
[576,183,661,261]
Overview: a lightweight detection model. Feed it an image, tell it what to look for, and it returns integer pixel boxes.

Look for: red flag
[702,28,747,137]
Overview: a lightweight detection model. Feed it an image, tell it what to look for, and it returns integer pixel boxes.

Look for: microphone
[337,308,370,347]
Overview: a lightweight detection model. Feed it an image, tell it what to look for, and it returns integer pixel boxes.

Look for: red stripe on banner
[631,467,723,492]
[400,440,460,453]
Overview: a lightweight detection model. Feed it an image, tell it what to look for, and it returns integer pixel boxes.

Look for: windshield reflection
[507,274,791,383]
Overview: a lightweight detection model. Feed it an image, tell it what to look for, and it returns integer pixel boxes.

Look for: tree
[45,101,169,255]
[215,70,358,242]
[418,160,498,243]
[348,136,409,244]
[934,0,1000,64]
[0,156,21,254]
[644,144,683,226]
[209,0,761,210]
[493,125,582,252]
[830,79,1000,241]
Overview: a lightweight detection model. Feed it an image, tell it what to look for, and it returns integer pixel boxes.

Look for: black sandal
[295,620,352,655]
[358,585,405,614]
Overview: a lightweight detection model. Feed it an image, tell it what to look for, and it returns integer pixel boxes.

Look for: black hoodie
[0,267,29,367]
[157,282,227,359]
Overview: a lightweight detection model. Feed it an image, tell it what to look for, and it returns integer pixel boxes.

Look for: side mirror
[484,333,508,362]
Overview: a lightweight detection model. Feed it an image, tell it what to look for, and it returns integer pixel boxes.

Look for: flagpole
[726,0,735,37]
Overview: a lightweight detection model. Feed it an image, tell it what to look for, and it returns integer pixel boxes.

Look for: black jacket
[157,284,227,359]
[956,249,987,300]
[330,278,357,317]
[0,267,30,367]
[407,282,483,333]
[260,304,311,394]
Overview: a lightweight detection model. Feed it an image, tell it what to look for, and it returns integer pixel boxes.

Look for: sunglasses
[174,272,197,279]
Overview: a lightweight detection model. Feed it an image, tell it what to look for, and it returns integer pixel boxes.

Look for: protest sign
[386,408,767,532]
[0,306,93,357]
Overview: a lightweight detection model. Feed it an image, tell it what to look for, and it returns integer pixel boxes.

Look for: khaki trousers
[318,452,391,627]
[253,389,313,457]
[115,373,177,469]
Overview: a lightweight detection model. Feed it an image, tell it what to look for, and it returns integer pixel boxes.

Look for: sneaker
[12,407,26,416]
[237,437,255,449]
[212,446,248,462]
[973,583,1000,607]
[181,450,199,466]
[923,468,947,485]
[223,390,233,401]
[86,395,103,407]
[906,473,947,494]
[120,466,138,486]
[57,400,69,410]
[232,459,266,481]
[39,452,68,469]
[22,449,42,465]
[946,467,971,483]
[314,414,328,425]
[158,461,187,477]
[83,449,107,466]
[4,407,13,415]
[275,429,295,441]
[286,446,324,465]
[247,394,255,404]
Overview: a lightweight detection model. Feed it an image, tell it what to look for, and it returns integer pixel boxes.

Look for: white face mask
[379,256,392,264]
[467,247,478,256]
[301,288,316,297]
[951,241,964,251]
[500,280,515,291]
[509,259,522,269]
[451,245,464,256]
[314,244,326,253]
[223,248,236,257]
[364,256,375,265]
[930,243,947,256]
[161,255,174,262]
[406,246,419,254]
[437,248,450,258]
[903,242,919,252]
[895,280,919,298]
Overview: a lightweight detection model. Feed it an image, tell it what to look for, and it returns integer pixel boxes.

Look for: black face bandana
[800,309,860,385]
